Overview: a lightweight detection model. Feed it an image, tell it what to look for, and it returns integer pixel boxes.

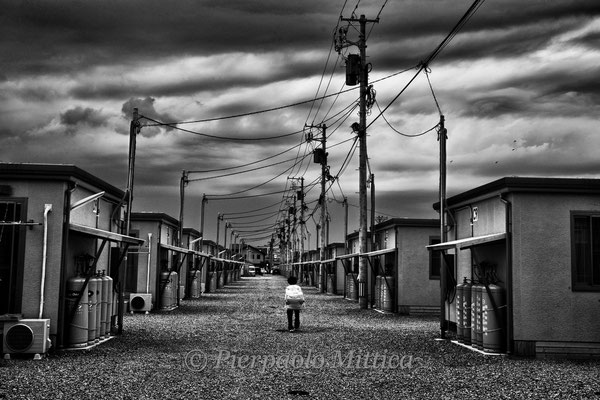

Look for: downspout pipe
[499,194,514,355]
[146,233,152,294]
[39,204,53,319]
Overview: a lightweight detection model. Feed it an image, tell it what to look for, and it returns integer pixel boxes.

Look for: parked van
[247,266,256,277]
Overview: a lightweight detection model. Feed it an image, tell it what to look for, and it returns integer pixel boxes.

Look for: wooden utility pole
[179,170,188,247]
[340,14,378,308]
[319,124,327,292]
[199,194,207,251]
[438,115,448,338]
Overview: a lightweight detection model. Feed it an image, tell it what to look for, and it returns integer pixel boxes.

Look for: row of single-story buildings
[0,163,264,357]
[1,163,599,358]
[279,177,600,359]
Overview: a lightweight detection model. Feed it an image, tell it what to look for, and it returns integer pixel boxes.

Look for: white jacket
[285,284,305,310]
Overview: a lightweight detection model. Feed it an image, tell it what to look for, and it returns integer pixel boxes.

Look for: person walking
[285,276,305,332]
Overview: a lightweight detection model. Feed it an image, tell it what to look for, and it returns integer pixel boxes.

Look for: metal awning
[335,252,360,260]
[362,248,396,257]
[426,232,506,251]
[160,243,193,254]
[290,260,320,266]
[190,250,213,259]
[211,256,245,264]
[69,223,145,245]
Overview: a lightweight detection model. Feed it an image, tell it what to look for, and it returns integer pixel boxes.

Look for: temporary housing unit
[344,219,439,313]
[0,163,144,354]
[324,242,346,295]
[129,212,190,312]
[373,218,440,314]
[428,177,600,358]
[182,228,209,299]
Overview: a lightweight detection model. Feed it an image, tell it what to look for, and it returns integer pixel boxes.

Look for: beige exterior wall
[511,192,600,344]
[396,226,439,313]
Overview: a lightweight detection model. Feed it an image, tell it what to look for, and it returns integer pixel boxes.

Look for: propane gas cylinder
[98,271,109,339]
[104,273,113,336]
[171,271,179,308]
[462,279,472,345]
[456,279,465,343]
[159,271,173,310]
[482,283,506,353]
[470,282,481,349]
[87,275,98,345]
[66,275,89,348]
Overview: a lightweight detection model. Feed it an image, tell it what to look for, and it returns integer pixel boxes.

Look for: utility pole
[125,108,140,237]
[340,14,379,308]
[199,194,207,251]
[299,177,305,278]
[179,170,188,248]
[305,123,329,291]
[121,107,140,334]
[370,173,376,251]
[318,124,328,293]
[224,222,230,258]
[216,213,223,256]
[343,197,349,255]
[438,115,448,339]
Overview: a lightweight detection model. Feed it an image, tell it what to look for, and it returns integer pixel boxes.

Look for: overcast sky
[2,0,600,247]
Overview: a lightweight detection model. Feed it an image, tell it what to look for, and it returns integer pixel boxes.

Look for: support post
[438,115,448,338]
[200,194,207,251]
[319,124,327,292]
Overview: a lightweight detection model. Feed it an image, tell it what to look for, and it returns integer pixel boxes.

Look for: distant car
[260,268,267,274]
[271,267,280,275]
[247,266,256,276]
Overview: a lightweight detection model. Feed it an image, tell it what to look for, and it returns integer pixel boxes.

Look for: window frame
[571,211,600,292]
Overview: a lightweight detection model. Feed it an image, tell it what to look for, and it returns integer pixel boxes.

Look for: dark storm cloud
[489,67,600,111]
[0,0,335,79]
[121,97,176,135]
[60,106,106,127]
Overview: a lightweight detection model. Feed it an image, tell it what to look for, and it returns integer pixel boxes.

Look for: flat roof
[0,163,124,198]
[434,176,600,210]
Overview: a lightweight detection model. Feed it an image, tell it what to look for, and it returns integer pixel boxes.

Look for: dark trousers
[287,309,300,329]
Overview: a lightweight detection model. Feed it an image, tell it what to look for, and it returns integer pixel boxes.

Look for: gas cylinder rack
[64,223,144,349]
[455,261,506,354]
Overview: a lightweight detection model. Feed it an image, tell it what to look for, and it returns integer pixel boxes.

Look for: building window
[572,213,600,291]
[429,237,441,280]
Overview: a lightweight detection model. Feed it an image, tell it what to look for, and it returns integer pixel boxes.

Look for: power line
[367,0,486,130]
[187,157,298,182]
[141,115,302,142]
[206,188,290,201]
[222,200,281,216]
[374,100,438,138]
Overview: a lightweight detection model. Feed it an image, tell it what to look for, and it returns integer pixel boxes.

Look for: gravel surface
[1,275,599,399]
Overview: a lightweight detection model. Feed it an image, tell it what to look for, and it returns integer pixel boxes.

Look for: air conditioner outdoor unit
[129,293,152,313]
[3,319,51,360]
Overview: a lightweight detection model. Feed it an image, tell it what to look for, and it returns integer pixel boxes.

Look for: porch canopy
[69,223,145,245]
[426,232,506,251]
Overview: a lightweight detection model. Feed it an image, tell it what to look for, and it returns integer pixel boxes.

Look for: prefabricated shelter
[428,177,600,358]
[324,242,346,295]
[0,163,144,353]
[182,228,209,299]
[345,219,440,313]
[128,212,190,312]
[374,218,440,315]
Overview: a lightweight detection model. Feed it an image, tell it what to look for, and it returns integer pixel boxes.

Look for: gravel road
[1,274,599,399]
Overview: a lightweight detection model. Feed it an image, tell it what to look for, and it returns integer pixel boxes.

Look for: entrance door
[0,199,26,314]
